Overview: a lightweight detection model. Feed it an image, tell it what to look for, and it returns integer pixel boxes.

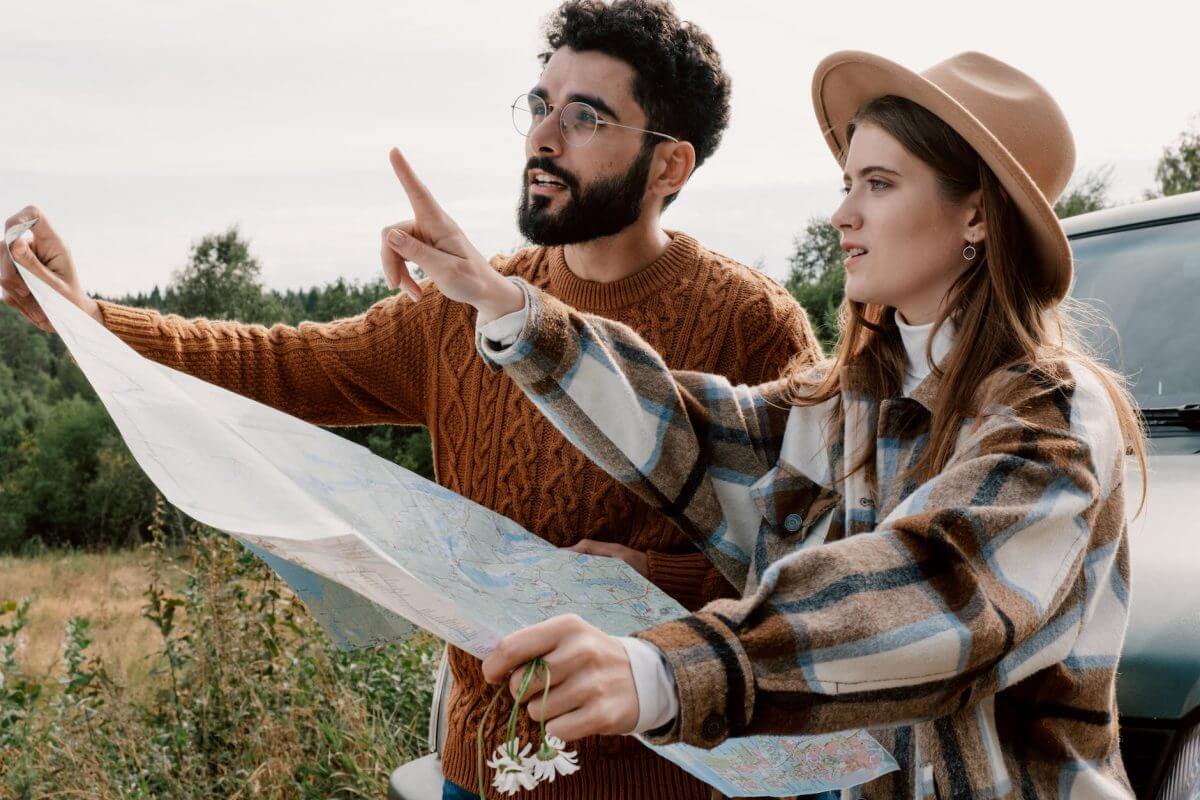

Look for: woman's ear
[963,189,986,245]
[649,140,696,204]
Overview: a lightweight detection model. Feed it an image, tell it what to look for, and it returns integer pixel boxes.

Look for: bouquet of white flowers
[477,658,580,796]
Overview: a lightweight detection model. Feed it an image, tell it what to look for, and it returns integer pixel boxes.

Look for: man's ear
[648,140,696,203]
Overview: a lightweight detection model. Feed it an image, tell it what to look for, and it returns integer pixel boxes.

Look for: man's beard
[517,143,655,246]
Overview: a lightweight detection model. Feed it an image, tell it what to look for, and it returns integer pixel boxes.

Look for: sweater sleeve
[633,364,1126,748]
[751,302,823,386]
[96,287,439,427]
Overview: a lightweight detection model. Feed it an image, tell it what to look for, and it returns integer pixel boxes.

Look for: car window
[1069,216,1200,409]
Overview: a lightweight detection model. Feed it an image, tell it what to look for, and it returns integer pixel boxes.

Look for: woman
[384,50,1145,798]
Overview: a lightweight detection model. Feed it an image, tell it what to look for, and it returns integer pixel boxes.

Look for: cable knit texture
[96,231,820,799]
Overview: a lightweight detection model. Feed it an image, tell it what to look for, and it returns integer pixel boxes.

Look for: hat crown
[921,52,1075,204]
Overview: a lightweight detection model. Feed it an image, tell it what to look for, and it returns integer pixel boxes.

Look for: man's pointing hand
[382,148,524,322]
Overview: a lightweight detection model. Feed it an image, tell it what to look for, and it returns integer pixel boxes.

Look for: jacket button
[783,513,803,532]
[701,713,726,741]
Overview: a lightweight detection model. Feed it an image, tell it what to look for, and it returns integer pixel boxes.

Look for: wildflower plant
[477,657,579,796]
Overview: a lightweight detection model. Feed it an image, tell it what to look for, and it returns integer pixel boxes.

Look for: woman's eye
[842,179,890,195]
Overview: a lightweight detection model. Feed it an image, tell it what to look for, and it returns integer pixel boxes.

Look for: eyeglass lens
[511,94,599,147]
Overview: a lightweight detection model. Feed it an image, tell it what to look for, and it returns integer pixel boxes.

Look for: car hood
[1118,452,1200,719]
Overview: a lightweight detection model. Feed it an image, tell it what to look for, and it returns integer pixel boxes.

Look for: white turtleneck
[895,310,956,397]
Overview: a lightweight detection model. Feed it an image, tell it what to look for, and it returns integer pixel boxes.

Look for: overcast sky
[3,0,1197,297]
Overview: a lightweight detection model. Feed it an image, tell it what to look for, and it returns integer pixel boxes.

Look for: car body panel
[1119,453,1200,719]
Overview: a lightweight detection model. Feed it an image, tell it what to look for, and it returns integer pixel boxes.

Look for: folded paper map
[7,220,896,797]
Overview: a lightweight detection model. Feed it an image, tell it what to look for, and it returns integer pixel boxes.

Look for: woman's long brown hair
[784,95,1147,507]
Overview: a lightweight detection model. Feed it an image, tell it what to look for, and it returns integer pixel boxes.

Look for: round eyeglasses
[511,93,679,149]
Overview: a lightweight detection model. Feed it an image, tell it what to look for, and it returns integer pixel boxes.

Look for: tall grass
[0,500,438,799]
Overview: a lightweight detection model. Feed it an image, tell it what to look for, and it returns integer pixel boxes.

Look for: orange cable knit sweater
[96,231,819,799]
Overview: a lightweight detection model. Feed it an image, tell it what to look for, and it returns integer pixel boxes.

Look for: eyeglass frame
[510,92,679,148]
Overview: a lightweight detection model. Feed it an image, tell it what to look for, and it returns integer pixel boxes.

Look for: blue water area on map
[456,562,520,590]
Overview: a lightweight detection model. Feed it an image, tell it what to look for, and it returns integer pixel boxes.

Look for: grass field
[0,548,184,692]
[0,522,437,799]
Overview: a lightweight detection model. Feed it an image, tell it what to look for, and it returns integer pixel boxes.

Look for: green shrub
[0,505,438,799]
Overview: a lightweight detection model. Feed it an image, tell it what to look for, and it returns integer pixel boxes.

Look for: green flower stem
[477,657,548,796]
[538,661,552,751]
[505,658,544,753]
[476,685,504,798]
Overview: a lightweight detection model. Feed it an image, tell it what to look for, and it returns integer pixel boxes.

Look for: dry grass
[0,548,184,692]
[1,533,437,798]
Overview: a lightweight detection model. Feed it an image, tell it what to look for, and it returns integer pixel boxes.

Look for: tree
[0,228,440,551]
[166,227,282,323]
[1055,165,1114,218]
[1146,118,1200,199]
[0,397,154,549]
[784,217,844,351]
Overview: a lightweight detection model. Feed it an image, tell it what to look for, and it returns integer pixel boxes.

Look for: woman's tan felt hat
[811,50,1076,301]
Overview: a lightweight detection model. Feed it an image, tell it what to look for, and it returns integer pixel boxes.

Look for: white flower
[487,739,537,795]
[532,735,580,782]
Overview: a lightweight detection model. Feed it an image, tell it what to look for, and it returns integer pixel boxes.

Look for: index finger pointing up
[389,147,446,219]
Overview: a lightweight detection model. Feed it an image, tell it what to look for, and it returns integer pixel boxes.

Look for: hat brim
[811,50,1072,301]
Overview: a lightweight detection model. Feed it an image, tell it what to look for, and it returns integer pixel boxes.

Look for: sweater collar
[546,230,699,313]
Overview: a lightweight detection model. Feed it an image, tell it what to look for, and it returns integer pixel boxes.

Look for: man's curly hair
[539,0,732,204]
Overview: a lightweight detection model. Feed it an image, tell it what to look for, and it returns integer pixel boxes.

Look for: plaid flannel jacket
[478,280,1135,799]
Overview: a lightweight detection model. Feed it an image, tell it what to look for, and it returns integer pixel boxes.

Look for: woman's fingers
[543,705,614,744]
[486,614,639,740]
[384,225,472,303]
[523,671,591,723]
[389,147,454,229]
[482,614,587,685]
[380,221,424,302]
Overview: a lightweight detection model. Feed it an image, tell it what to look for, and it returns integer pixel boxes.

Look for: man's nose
[527,112,563,157]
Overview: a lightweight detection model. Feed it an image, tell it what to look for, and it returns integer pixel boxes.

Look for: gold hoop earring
[962,240,978,261]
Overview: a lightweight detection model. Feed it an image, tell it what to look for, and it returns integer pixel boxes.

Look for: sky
[2,0,1197,297]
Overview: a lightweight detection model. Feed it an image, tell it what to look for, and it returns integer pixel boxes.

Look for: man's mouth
[529,170,570,195]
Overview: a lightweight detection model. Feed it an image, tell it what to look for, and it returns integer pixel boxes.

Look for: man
[1,1,819,797]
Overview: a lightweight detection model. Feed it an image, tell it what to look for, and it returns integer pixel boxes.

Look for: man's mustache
[524,158,580,195]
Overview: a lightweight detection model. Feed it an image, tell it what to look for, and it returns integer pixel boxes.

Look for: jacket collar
[837,363,942,414]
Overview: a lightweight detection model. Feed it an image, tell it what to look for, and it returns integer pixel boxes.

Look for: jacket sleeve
[97,286,440,428]
[478,279,798,592]
[632,363,1129,748]
[644,287,823,609]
